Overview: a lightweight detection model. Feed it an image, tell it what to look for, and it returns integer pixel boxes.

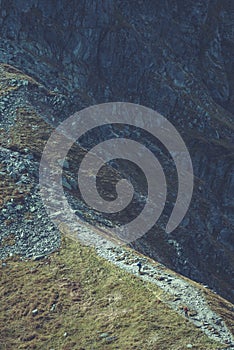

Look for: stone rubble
[0,0,234,306]
[0,147,61,259]
[78,228,234,348]
[0,145,233,348]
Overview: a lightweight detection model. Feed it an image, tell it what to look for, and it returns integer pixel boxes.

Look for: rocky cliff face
[0,1,233,302]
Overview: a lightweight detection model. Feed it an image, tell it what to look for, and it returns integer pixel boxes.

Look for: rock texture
[0,1,233,302]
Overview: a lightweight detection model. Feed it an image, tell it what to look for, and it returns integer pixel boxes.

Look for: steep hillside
[0,61,234,349]
[1,236,233,350]
[0,0,233,302]
[0,1,233,347]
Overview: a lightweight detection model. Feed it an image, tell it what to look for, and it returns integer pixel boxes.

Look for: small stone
[157,276,165,281]
[99,333,109,338]
[187,344,193,348]
[50,304,56,311]
[15,205,24,211]
[63,332,67,337]
[22,80,29,86]
[215,318,222,325]
[193,320,202,328]
[106,336,117,343]
[62,177,72,190]
[26,154,34,160]
[32,255,45,261]
[32,309,38,315]
[173,297,181,301]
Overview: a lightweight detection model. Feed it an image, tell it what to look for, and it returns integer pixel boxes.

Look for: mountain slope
[1,236,233,350]
[0,1,233,302]
[0,63,234,349]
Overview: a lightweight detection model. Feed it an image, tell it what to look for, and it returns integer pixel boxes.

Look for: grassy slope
[0,237,223,350]
[0,63,233,349]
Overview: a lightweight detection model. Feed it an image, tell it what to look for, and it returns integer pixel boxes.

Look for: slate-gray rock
[0,1,233,304]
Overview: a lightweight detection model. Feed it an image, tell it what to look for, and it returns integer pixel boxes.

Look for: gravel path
[70,224,234,349]
[0,146,233,348]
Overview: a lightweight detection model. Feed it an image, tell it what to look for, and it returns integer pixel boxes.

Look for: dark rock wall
[0,0,233,301]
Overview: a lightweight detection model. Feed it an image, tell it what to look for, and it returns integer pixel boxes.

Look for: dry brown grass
[0,174,31,213]
[0,63,232,349]
[0,108,53,159]
[204,289,234,335]
[0,237,224,350]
